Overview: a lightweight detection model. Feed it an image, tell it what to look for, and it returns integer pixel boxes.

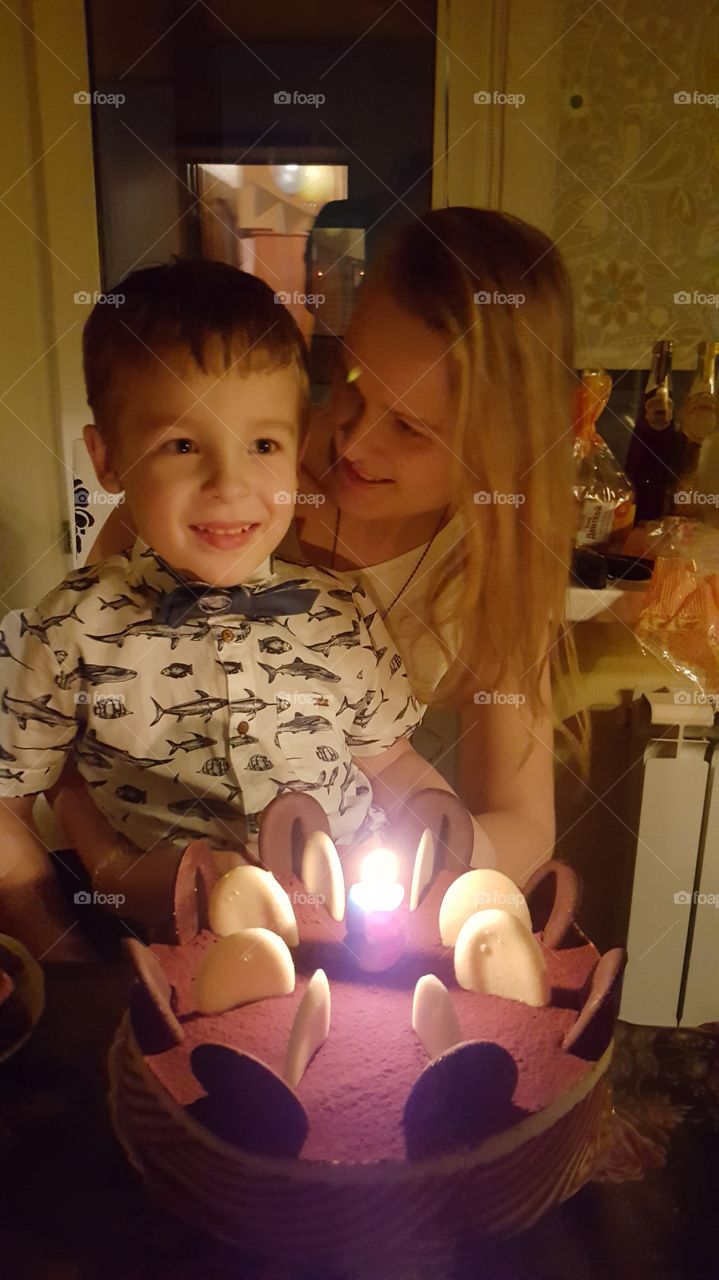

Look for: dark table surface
[1,963,718,1280]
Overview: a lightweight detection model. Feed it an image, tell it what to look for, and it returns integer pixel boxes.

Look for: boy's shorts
[49,849,149,960]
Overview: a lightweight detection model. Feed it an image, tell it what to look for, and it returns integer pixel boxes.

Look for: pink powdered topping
[147,872,599,1164]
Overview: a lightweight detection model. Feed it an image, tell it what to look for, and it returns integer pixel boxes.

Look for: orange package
[635,555,719,695]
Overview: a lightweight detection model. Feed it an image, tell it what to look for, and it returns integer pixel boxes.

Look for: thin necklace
[330,506,447,620]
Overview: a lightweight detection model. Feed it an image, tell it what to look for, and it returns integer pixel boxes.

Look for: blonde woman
[48,207,583,932]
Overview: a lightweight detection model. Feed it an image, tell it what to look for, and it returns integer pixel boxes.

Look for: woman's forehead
[342,288,453,413]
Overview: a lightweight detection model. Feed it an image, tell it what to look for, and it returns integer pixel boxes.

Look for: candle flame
[360,847,400,887]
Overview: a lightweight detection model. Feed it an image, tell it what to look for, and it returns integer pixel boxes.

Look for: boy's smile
[85,358,303,586]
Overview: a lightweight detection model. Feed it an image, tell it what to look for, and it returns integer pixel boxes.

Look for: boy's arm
[0,795,94,960]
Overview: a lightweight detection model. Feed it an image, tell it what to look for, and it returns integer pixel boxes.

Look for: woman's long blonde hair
[373,207,589,773]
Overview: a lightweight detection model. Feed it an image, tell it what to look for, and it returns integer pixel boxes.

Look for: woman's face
[326,285,457,522]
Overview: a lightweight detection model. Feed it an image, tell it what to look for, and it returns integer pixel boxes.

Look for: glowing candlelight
[348,849,405,916]
[346,848,406,971]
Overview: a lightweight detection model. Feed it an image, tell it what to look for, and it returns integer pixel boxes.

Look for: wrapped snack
[633,519,719,698]
[573,370,636,551]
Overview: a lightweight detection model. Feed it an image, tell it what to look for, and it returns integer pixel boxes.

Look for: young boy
[0,260,458,959]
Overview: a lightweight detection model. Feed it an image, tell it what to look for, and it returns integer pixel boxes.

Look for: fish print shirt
[0,540,423,852]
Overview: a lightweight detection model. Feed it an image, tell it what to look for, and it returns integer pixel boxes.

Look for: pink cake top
[144,871,600,1164]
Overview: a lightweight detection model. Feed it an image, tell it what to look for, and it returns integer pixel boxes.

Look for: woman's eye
[395,418,423,439]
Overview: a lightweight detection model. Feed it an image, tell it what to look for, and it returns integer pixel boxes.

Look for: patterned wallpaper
[441,0,719,369]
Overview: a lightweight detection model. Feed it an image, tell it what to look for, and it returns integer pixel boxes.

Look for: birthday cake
[108,792,626,1268]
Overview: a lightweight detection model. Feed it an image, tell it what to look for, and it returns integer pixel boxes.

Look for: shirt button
[236,720,249,734]
[220,628,234,643]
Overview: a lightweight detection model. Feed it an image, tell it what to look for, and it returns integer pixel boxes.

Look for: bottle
[573,369,636,551]
[672,341,719,511]
[625,340,677,523]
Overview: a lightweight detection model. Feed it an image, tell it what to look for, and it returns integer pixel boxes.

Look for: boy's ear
[83,423,123,494]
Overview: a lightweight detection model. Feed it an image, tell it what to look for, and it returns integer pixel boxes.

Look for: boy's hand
[92,840,248,938]
[0,795,96,962]
[91,842,182,937]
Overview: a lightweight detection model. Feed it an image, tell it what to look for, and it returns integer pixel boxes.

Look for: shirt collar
[126,538,277,597]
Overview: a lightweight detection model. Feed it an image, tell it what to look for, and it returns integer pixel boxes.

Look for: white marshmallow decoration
[454,909,550,1007]
[300,831,346,922]
[409,829,435,912]
[208,866,299,947]
[283,969,331,1089]
[412,974,462,1061]
[439,869,532,946]
[195,928,295,1015]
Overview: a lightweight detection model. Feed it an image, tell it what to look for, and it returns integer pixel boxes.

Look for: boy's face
[86,358,302,586]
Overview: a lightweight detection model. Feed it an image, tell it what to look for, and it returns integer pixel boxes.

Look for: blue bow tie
[152,579,319,627]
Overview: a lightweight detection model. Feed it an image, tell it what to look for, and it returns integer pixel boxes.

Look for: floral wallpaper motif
[503,0,719,368]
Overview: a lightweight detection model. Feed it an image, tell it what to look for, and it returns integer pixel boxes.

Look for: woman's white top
[281,516,464,784]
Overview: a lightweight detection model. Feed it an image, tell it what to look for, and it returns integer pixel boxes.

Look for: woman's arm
[84,501,137,564]
[453,663,556,884]
[352,737,456,821]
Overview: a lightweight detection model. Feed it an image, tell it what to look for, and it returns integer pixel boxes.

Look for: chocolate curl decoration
[0,970,13,1007]
[522,860,581,950]
[403,1040,527,1159]
[395,788,474,887]
[562,948,627,1061]
[124,937,184,1055]
[171,838,223,945]
[187,1043,309,1157]
[258,793,331,879]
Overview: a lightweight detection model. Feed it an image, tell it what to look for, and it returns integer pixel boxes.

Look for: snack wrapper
[632,517,719,698]
[573,373,636,549]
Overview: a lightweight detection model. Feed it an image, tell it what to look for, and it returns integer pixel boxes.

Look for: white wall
[0,0,100,609]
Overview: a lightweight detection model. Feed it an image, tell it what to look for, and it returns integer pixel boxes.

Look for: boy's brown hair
[83,257,310,434]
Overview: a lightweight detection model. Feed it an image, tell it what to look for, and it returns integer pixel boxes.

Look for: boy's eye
[252,438,280,455]
[162,438,196,454]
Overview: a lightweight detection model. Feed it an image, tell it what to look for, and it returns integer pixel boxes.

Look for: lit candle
[346,848,406,971]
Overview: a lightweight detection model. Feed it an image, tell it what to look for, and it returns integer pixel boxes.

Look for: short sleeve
[344,593,424,757]
[0,609,79,797]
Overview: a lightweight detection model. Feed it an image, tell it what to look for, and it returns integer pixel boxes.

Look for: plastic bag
[573,372,636,550]
[631,517,719,698]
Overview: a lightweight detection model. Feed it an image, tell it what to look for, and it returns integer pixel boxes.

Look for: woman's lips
[336,458,392,489]
[190,522,259,551]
